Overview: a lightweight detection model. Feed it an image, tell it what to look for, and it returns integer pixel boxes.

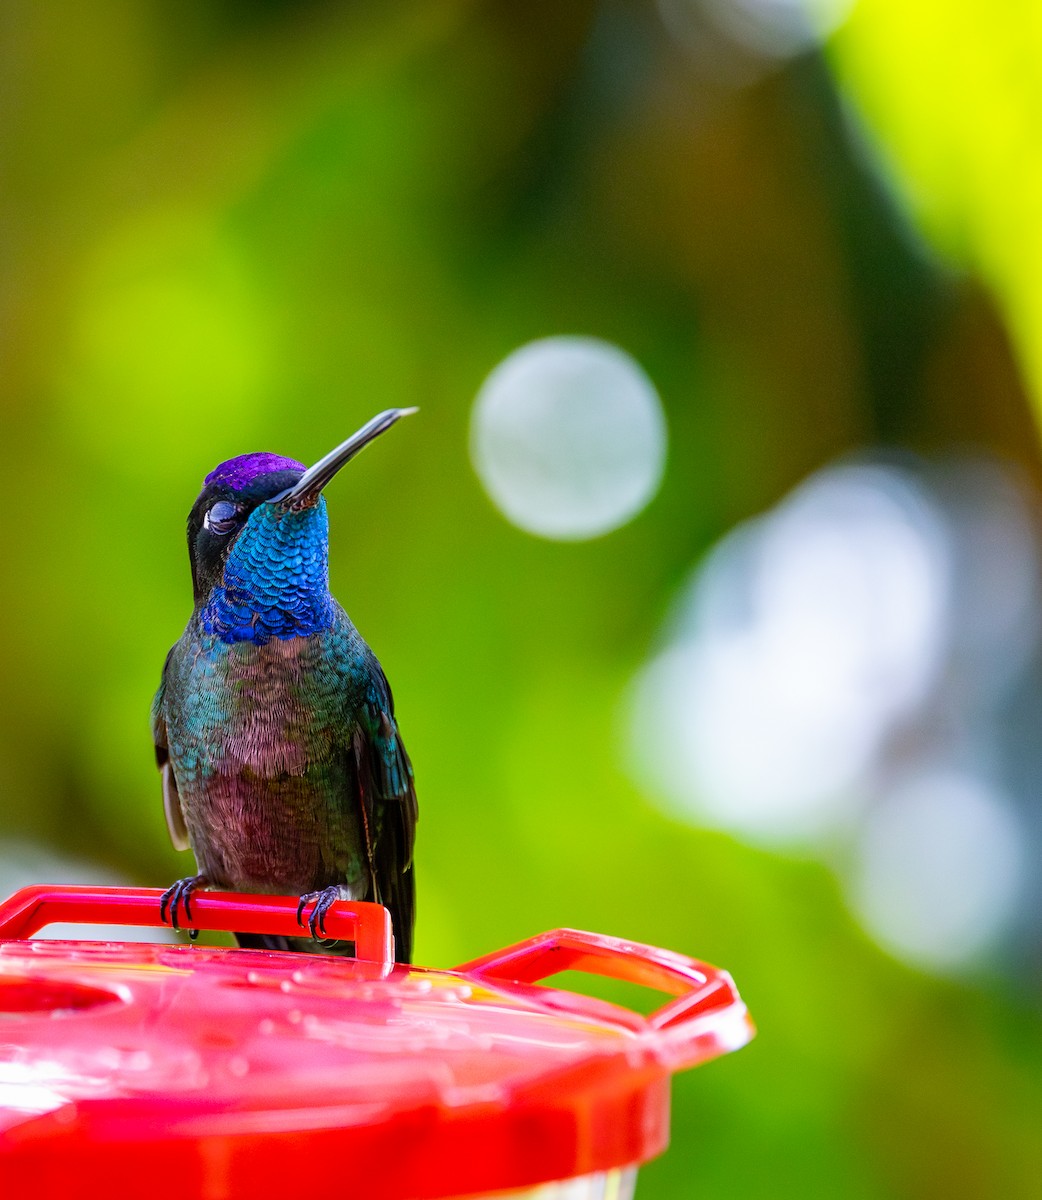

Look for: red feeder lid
[0,886,753,1199]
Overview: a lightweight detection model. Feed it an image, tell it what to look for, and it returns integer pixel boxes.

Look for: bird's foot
[296,886,350,940]
[159,874,210,932]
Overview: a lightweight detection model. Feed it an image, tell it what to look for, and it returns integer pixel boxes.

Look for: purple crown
[205,452,306,492]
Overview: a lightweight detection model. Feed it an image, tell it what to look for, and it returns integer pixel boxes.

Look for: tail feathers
[234,932,297,953]
[234,931,358,956]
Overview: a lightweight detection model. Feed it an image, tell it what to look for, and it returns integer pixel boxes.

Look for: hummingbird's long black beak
[273,408,418,511]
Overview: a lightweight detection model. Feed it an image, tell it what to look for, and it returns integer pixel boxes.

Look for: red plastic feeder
[0,886,753,1199]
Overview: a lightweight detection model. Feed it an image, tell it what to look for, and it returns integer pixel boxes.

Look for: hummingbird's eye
[204,500,243,535]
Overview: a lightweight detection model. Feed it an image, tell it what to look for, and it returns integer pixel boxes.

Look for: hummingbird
[151,409,418,962]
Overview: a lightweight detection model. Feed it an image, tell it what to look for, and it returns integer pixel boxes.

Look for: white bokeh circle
[848,771,1024,970]
[471,336,667,540]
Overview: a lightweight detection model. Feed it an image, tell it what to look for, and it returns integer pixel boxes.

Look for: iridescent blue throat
[202,500,335,645]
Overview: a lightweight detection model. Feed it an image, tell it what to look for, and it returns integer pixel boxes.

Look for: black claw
[296,887,343,941]
[159,881,180,929]
[307,895,323,939]
[317,892,336,937]
[160,876,207,934]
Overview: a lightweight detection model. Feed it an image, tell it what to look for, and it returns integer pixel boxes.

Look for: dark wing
[152,647,189,852]
[352,653,417,964]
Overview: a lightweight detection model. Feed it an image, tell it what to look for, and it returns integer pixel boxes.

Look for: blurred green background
[2,1,1042,1196]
